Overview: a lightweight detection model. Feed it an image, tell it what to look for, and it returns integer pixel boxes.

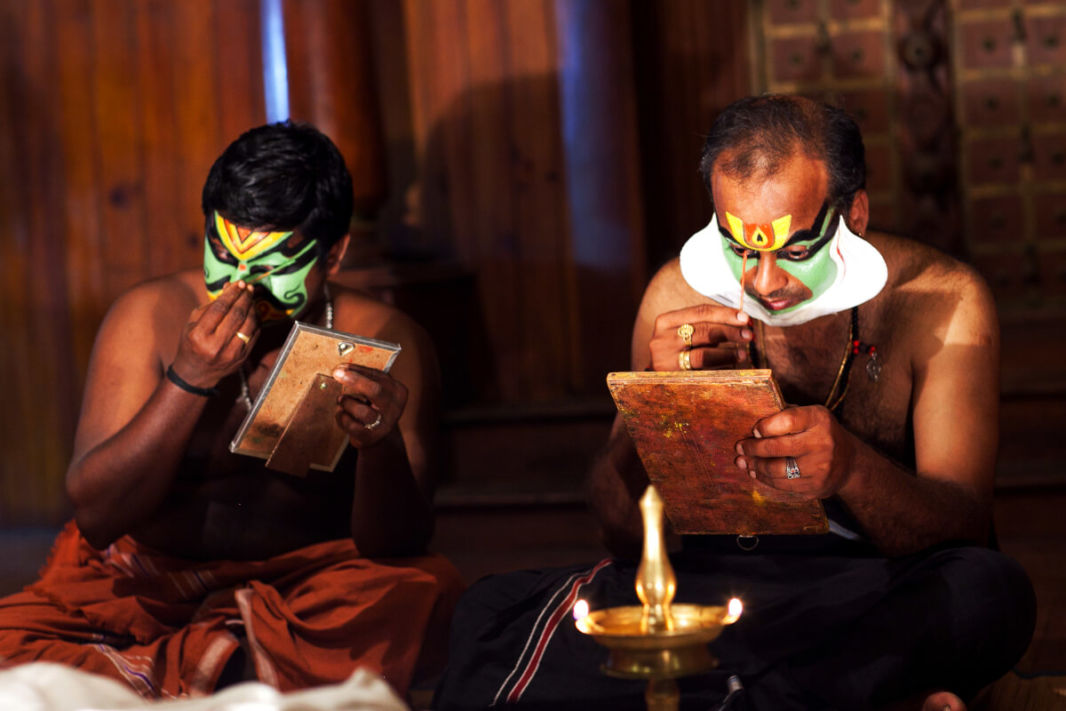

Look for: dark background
[1,0,1062,536]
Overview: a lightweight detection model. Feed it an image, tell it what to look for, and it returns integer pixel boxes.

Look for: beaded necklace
[751,306,878,413]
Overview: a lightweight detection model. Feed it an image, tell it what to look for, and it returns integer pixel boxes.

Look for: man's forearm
[66,380,208,548]
[838,440,992,556]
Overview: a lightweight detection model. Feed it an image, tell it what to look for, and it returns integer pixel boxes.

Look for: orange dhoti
[0,521,464,700]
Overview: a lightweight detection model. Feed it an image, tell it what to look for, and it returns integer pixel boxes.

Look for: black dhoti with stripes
[432,540,1035,711]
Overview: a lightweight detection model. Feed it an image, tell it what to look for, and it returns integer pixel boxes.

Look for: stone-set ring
[785,457,801,480]
[677,323,694,347]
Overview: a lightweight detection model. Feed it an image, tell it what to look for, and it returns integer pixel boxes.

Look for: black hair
[698,95,866,213]
[201,121,354,254]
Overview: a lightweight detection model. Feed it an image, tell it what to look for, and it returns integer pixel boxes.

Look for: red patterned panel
[971,250,1031,302]
[765,0,819,25]
[1025,14,1066,67]
[828,0,880,21]
[1025,73,1066,124]
[1031,132,1066,182]
[961,78,1021,127]
[1034,192,1066,240]
[1037,247,1066,298]
[836,88,892,134]
[958,19,1017,69]
[964,135,1023,184]
[968,194,1025,245]
[770,36,824,83]
[831,30,885,79]
[864,142,894,194]
[957,0,1012,8]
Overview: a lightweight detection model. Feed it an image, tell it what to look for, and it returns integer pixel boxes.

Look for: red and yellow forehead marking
[214,211,293,261]
[724,211,793,252]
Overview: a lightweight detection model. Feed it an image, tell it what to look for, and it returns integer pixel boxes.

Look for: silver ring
[365,413,383,431]
[785,457,801,480]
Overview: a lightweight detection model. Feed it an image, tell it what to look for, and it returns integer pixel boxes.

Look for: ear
[845,190,870,236]
[324,235,350,277]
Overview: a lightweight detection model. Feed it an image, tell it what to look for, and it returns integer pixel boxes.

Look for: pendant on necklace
[851,338,881,383]
[866,350,882,382]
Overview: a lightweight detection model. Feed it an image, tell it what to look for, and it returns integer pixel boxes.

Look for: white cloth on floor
[0,662,409,711]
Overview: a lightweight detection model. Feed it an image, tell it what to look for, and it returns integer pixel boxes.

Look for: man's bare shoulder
[98,270,204,341]
[328,283,434,354]
[867,232,998,349]
[642,257,720,313]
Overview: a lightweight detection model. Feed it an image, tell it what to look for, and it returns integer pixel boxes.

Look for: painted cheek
[720,241,746,282]
[203,243,241,297]
[777,251,837,301]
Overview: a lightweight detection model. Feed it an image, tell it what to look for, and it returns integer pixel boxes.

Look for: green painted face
[719,202,840,313]
[203,211,321,323]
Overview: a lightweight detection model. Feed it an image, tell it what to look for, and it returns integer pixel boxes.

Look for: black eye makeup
[717,201,839,262]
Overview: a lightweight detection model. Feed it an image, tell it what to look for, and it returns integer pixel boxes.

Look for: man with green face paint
[0,122,463,701]
[434,96,1034,711]
[203,210,321,323]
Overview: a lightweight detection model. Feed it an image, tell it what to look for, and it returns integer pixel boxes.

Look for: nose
[750,252,789,297]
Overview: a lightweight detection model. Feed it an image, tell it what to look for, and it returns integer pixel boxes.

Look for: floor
[1,488,1063,709]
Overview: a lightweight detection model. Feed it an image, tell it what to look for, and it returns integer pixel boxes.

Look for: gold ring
[678,350,692,370]
[365,413,383,431]
[235,331,251,345]
[677,323,694,347]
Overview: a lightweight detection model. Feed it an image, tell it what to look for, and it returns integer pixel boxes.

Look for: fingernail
[753,428,762,438]
[749,470,757,479]
[741,328,752,340]
[735,457,747,470]
[737,312,749,324]
[332,368,345,379]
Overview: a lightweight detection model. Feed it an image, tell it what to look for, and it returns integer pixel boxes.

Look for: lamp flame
[573,599,589,621]
[723,597,743,624]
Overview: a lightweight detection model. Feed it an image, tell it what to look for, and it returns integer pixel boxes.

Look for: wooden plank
[92,0,147,295]
[215,0,265,142]
[137,0,185,274]
[171,0,224,273]
[503,0,573,399]
[0,0,37,523]
[56,0,108,383]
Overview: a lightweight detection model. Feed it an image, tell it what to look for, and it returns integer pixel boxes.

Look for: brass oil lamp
[575,485,742,710]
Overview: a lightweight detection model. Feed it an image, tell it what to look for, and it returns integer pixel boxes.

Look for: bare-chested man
[432,96,1034,711]
[0,122,463,700]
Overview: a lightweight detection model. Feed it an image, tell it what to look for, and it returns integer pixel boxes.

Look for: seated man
[433,96,1035,711]
[0,122,463,700]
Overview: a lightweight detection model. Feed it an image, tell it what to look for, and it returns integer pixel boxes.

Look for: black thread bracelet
[165,364,218,397]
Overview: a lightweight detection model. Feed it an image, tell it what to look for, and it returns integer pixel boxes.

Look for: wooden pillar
[283,0,388,223]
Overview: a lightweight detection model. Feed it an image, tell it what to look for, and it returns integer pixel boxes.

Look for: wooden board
[230,322,400,472]
[607,369,828,536]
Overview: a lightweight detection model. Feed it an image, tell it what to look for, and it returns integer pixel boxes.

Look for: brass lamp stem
[636,485,677,633]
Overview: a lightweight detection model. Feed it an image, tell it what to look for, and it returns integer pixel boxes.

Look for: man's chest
[756,311,915,465]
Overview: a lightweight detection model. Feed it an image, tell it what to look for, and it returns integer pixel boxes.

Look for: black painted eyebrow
[716,200,835,248]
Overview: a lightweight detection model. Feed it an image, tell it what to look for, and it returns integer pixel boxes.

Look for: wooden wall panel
[403,0,578,403]
[630,0,754,269]
[0,0,265,525]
